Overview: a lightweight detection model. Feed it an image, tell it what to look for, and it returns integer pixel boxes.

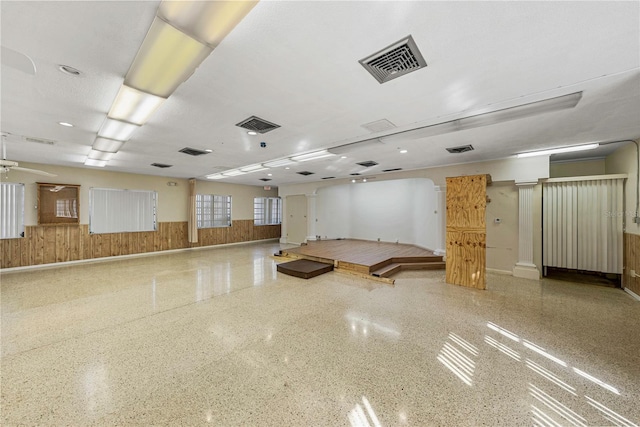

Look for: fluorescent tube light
[206,174,226,180]
[124,17,212,98]
[380,92,583,143]
[222,169,247,177]
[240,164,269,173]
[84,159,107,167]
[92,137,125,153]
[263,158,296,168]
[88,149,114,161]
[108,85,166,125]
[516,143,599,158]
[98,118,139,141]
[158,1,258,48]
[290,150,335,162]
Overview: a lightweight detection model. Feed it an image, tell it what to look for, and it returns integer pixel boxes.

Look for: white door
[286,195,307,244]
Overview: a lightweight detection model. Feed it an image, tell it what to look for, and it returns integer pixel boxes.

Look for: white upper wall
[605,141,640,235]
[1,162,276,225]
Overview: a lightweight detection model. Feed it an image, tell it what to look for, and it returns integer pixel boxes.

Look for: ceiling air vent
[297,171,314,176]
[321,176,335,180]
[350,173,361,176]
[359,35,427,84]
[356,160,378,168]
[236,116,280,134]
[24,136,55,145]
[259,178,271,182]
[179,147,210,156]
[446,144,474,154]
[382,168,403,172]
[151,163,172,168]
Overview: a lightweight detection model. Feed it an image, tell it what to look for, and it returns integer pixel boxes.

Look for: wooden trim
[624,233,640,296]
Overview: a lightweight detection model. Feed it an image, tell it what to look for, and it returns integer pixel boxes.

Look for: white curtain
[0,182,24,239]
[90,188,157,234]
[543,177,624,274]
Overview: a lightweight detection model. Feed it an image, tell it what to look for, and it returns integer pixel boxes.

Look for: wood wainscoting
[1,220,281,268]
[624,233,640,296]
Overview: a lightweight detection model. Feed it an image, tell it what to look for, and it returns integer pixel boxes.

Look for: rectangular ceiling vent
[359,35,427,84]
[446,144,474,154]
[321,176,335,180]
[24,136,55,145]
[356,160,378,167]
[236,116,280,134]
[179,147,210,156]
[382,168,403,172]
[297,171,314,176]
[361,119,396,133]
[151,163,172,168]
[259,178,271,182]
[350,173,361,176]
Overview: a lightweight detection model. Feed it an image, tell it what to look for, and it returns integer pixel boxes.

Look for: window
[89,188,157,234]
[254,197,281,225]
[1,182,25,239]
[37,183,79,225]
[196,194,231,228]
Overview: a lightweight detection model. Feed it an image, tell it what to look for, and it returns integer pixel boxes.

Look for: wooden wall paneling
[54,226,66,262]
[34,226,45,265]
[43,226,57,264]
[625,233,640,296]
[446,174,488,290]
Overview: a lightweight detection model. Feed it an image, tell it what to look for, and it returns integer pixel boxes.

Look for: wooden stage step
[371,261,446,278]
[277,259,334,279]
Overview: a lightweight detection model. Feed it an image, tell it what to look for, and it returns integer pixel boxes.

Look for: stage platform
[280,239,444,280]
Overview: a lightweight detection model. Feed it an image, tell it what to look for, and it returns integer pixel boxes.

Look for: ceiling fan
[1,133,57,177]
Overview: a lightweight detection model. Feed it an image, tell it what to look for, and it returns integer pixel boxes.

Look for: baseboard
[624,287,640,301]
[0,238,281,273]
[487,268,513,276]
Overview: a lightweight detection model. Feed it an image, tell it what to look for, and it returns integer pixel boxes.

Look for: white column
[434,185,446,256]
[279,196,288,244]
[306,193,317,242]
[513,181,540,280]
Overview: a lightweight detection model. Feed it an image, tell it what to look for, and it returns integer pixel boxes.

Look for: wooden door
[445,174,488,289]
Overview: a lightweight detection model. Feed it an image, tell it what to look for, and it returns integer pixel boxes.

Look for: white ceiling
[2,1,639,186]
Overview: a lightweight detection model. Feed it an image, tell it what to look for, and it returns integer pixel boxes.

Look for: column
[306,192,317,242]
[279,196,288,244]
[513,181,540,280]
[434,185,446,256]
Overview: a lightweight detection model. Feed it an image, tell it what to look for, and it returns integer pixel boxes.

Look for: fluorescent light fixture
[124,17,212,98]
[206,174,226,180]
[222,169,246,177]
[88,149,114,161]
[108,85,166,125]
[98,117,139,141]
[158,1,258,48]
[381,92,583,143]
[328,139,383,155]
[84,159,107,167]
[240,164,269,173]
[516,143,599,158]
[92,137,125,153]
[400,149,408,154]
[58,121,73,127]
[263,158,296,168]
[290,150,335,162]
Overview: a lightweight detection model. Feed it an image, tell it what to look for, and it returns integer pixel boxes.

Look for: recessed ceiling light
[267,173,272,176]
[400,149,408,154]
[58,64,83,77]
[363,178,367,182]
[247,131,257,136]
[58,121,73,127]
[285,167,290,170]
[341,156,347,159]
[351,179,356,183]
[205,149,213,153]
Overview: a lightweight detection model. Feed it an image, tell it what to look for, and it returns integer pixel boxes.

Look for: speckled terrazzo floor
[1,241,639,426]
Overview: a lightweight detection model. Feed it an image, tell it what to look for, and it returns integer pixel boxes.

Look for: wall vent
[382,168,403,172]
[446,144,474,154]
[259,178,272,182]
[359,35,427,84]
[151,163,172,168]
[321,176,335,180]
[297,171,314,176]
[356,160,378,167]
[236,116,280,134]
[179,147,210,156]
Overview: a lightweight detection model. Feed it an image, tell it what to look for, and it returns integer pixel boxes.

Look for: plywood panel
[625,233,640,296]
[446,174,488,289]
